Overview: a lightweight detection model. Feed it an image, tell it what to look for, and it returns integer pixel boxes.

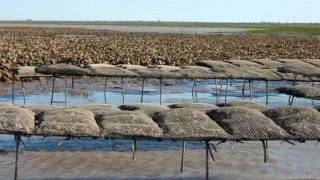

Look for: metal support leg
[121,77,125,104]
[192,80,196,102]
[104,77,108,103]
[288,95,291,105]
[159,78,163,105]
[292,75,297,86]
[205,140,209,180]
[71,76,75,89]
[210,143,218,153]
[242,80,246,99]
[50,76,56,105]
[225,79,229,103]
[193,80,198,102]
[219,80,223,102]
[141,78,145,103]
[311,81,315,106]
[262,140,267,163]
[12,75,15,105]
[215,79,218,104]
[14,135,21,180]
[20,78,26,105]
[180,141,186,173]
[249,80,253,100]
[208,144,215,162]
[265,80,269,105]
[46,77,50,88]
[64,76,68,108]
[132,138,137,161]
[290,96,295,106]
[266,140,268,149]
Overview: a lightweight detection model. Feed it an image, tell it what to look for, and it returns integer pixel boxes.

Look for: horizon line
[0,20,320,25]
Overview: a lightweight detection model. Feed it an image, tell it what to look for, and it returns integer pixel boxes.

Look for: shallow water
[0,79,319,179]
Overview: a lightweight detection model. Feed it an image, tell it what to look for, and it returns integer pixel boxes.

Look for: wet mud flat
[0,137,320,180]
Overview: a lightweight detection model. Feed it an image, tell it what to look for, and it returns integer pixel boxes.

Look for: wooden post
[50,76,56,105]
[180,141,186,173]
[14,135,21,180]
[141,77,145,103]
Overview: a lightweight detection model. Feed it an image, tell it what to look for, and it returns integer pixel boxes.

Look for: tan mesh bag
[37,108,100,137]
[100,111,163,138]
[154,108,230,140]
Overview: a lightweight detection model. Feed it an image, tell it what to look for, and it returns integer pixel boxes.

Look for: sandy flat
[0,23,257,34]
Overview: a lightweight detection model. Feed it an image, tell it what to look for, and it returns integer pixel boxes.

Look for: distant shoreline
[1,20,319,26]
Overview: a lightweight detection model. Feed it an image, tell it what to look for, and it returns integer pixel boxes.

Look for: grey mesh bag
[264,106,320,139]
[0,105,35,135]
[207,107,289,140]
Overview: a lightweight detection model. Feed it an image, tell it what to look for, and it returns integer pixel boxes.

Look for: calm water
[0,79,319,180]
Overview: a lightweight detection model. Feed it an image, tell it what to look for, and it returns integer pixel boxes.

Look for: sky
[0,0,319,23]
